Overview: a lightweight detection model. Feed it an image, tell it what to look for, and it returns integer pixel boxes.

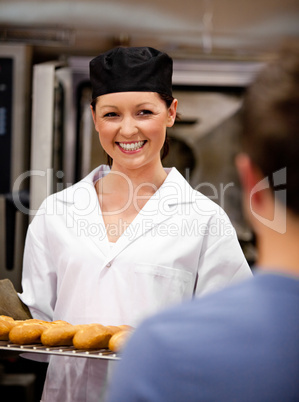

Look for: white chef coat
[19,165,251,402]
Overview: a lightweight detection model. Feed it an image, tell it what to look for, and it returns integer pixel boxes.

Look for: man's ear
[235,153,265,208]
[236,153,253,195]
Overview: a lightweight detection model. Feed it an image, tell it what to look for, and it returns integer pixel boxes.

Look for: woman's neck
[106,161,168,195]
[94,160,169,243]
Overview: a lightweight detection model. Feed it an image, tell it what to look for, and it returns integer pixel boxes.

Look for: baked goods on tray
[1,315,133,352]
[108,329,133,352]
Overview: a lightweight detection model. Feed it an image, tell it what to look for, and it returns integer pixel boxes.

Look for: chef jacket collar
[56,165,197,209]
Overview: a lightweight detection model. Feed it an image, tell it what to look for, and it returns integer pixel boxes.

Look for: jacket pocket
[132,264,193,323]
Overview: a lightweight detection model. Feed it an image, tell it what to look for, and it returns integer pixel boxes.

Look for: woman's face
[91,92,177,172]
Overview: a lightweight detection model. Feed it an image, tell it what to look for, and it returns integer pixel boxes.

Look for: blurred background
[1,0,299,57]
[0,1,298,399]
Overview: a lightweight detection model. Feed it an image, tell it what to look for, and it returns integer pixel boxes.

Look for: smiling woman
[91,91,177,175]
[18,46,252,402]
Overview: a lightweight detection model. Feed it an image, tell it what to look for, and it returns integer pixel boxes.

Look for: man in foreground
[105,43,299,402]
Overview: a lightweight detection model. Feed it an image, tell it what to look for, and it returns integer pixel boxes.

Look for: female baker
[18,47,252,402]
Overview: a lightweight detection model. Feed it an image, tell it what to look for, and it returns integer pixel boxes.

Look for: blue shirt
[106,272,299,402]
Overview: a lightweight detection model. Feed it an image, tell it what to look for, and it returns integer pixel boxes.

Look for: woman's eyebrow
[136,102,155,107]
[99,105,118,109]
[98,102,156,109]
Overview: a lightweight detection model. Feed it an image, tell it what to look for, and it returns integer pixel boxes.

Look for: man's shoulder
[142,273,299,345]
[110,273,299,402]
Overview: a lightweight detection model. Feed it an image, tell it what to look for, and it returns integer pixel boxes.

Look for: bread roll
[0,317,41,341]
[41,324,82,347]
[51,320,70,326]
[2,316,134,350]
[0,317,16,340]
[0,315,15,322]
[0,317,40,340]
[106,325,122,335]
[9,321,50,344]
[118,325,134,331]
[108,329,133,352]
[14,318,47,325]
[73,324,112,350]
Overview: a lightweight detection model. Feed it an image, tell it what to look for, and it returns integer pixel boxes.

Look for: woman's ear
[166,99,178,127]
[90,105,97,130]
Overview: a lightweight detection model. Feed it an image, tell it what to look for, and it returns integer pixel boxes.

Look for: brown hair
[241,42,299,214]
[91,93,175,167]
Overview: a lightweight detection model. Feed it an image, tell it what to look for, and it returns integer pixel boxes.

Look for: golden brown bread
[41,324,82,347]
[72,324,113,350]
[14,318,47,325]
[108,329,133,352]
[0,315,15,322]
[118,325,134,331]
[7,319,69,344]
[0,317,42,341]
[0,317,16,340]
[106,325,122,335]
[0,316,39,340]
[9,321,50,344]
[1,314,133,351]
[51,320,70,326]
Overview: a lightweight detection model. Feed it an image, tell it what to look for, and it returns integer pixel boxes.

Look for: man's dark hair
[241,41,299,215]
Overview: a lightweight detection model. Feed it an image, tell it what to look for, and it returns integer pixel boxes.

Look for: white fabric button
[106,262,112,268]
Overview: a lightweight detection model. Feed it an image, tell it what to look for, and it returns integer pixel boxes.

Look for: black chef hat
[89,46,173,99]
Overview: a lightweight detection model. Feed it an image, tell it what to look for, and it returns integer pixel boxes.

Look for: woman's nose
[119,115,138,136]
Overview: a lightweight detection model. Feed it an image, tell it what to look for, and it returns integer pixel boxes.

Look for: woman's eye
[139,109,153,116]
[104,112,118,117]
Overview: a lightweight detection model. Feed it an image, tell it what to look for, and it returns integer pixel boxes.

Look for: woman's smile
[117,140,147,152]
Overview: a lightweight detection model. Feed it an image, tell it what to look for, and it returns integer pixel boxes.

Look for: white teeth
[119,141,145,151]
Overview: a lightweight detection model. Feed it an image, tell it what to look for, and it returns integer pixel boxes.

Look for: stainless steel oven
[0,43,32,291]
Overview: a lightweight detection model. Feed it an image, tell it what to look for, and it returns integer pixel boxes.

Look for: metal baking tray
[0,340,120,360]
